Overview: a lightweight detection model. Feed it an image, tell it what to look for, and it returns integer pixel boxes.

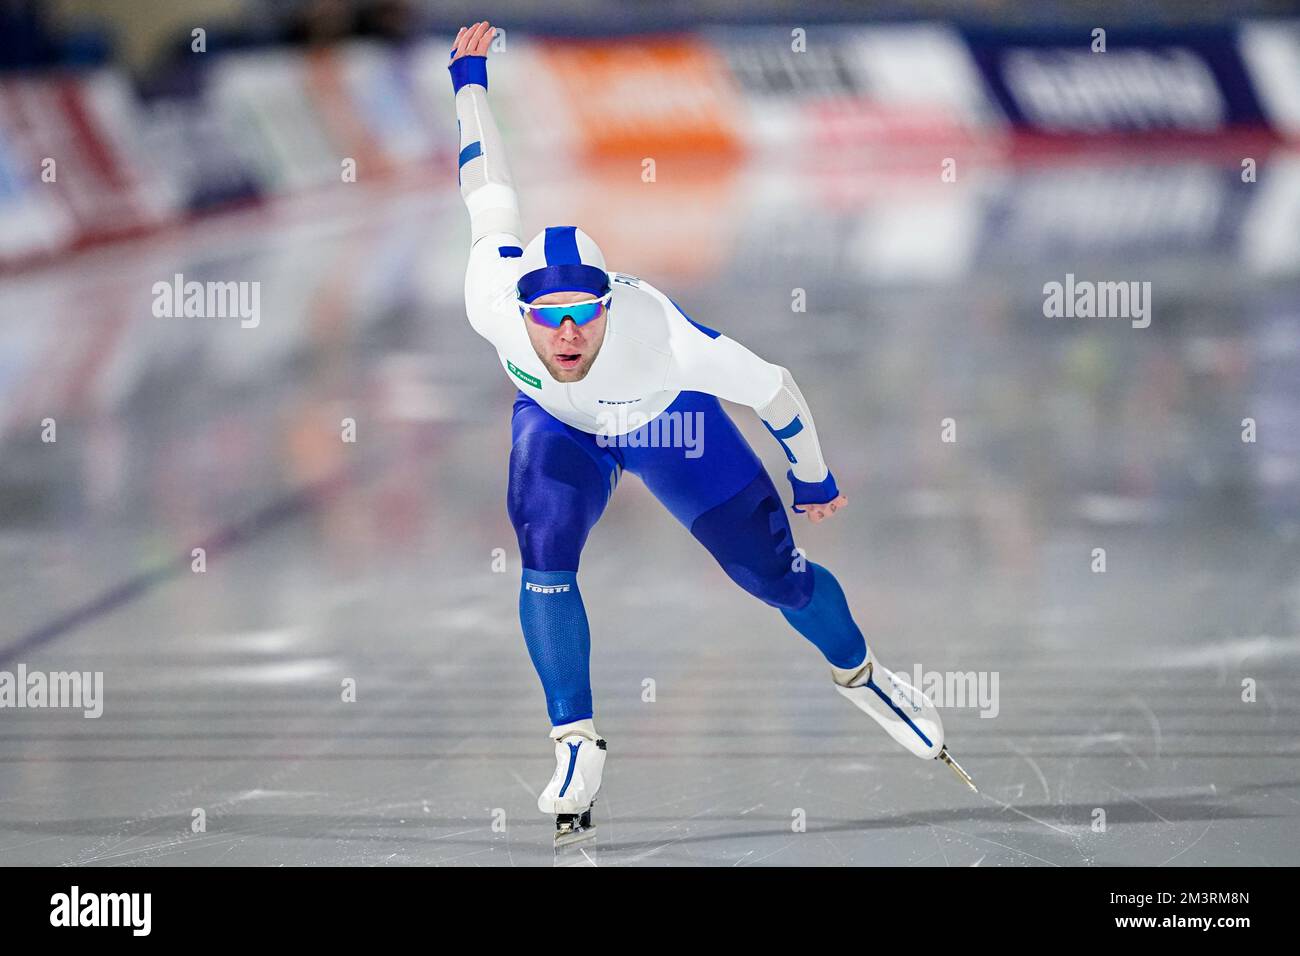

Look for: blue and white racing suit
[451,53,866,726]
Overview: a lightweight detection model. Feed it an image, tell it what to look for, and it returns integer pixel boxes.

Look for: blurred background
[1,0,1299,866]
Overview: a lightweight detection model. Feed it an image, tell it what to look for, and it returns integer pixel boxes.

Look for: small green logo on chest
[508,360,542,389]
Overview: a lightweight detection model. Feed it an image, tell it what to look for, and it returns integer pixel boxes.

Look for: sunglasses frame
[516,292,612,328]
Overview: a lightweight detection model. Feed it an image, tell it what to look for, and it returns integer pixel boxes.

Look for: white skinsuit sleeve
[450,53,524,337]
[664,301,834,491]
[454,76,522,245]
[753,367,831,485]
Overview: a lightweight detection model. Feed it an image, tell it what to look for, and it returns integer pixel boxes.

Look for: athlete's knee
[727,563,812,612]
[721,552,813,611]
[508,430,607,571]
[689,472,813,611]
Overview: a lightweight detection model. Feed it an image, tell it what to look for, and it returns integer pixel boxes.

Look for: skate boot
[537,719,607,846]
[833,649,977,792]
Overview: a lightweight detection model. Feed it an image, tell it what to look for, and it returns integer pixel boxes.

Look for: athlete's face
[522,291,608,383]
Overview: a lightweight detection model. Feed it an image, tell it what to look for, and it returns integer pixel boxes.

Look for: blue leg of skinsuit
[508,389,868,726]
[622,391,867,670]
[508,391,619,725]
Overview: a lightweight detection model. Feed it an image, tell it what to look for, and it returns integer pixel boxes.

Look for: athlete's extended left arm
[666,308,848,523]
[755,365,847,523]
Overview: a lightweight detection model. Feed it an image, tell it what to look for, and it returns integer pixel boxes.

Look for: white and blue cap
[516,226,610,303]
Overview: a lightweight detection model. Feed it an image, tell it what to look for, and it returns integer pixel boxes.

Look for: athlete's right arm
[449,22,524,336]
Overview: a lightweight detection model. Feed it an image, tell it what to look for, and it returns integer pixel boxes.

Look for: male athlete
[448,22,974,844]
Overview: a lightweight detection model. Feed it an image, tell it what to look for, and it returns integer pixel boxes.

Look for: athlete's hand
[451,21,496,62]
[803,494,848,524]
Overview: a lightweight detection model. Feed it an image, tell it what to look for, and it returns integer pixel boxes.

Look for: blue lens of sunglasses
[520,298,606,328]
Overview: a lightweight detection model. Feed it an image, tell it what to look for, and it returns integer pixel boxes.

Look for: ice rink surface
[1,153,1299,866]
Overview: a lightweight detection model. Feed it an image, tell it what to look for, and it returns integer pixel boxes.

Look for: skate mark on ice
[1157,784,1228,867]
[1127,696,1163,760]
[809,784,1063,866]
[1002,739,1052,804]
[978,791,1072,839]
[929,824,951,867]
[509,770,535,798]
[912,820,1061,867]
[613,774,791,863]
[739,838,796,866]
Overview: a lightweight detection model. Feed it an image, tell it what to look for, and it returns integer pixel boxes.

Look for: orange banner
[533,36,743,157]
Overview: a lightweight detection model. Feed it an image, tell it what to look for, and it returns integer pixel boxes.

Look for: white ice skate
[834,648,977,792]
[538,720,607,846]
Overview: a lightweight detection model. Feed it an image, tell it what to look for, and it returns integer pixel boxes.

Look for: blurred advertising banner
[712,24,1002,153]
[0,71,176,266]
[527,35,744,157]
[1239,20,1300,138]
[961,26,1269,135]
[207,50,352,194]
[4,23,1300,270]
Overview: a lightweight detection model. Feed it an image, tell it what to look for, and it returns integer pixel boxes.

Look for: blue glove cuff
[449,55,488,93]
[788,469,839,513]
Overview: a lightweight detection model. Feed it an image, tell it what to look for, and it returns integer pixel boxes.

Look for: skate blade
[554,823,597,848]
[936,746,978,793]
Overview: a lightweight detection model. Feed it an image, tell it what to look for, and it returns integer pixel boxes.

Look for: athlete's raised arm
[448,22,528,340]
[449,22,520,245]
[663,301,848,523]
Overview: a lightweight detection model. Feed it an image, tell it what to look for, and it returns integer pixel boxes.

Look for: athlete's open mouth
[554,353,582,369]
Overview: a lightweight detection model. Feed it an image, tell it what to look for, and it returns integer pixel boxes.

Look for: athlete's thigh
[625,391,806,604]
[622,391,764,527]
[508,392,618,572]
